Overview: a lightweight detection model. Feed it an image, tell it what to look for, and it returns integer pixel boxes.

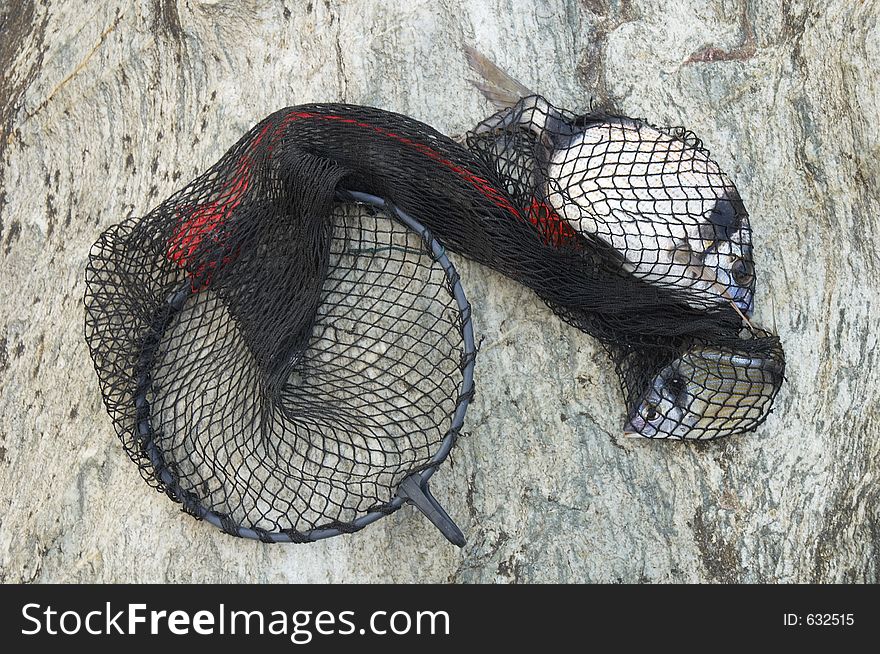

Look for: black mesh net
[84,100,784,544]
[84,111,480,542]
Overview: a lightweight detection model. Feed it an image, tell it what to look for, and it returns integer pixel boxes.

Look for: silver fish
[465,46,755,315]
[623,347,783,439]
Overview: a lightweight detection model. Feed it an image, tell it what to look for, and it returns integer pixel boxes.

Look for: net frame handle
[134,190,476,546]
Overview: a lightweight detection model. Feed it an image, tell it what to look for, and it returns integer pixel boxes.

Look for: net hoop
[133,190,476,545]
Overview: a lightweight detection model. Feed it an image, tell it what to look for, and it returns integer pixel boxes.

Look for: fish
[464,46,756,316]
[622,346,784,439]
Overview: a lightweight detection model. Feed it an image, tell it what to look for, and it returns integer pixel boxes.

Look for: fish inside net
[465,96,785,439]
[84,139,475,543]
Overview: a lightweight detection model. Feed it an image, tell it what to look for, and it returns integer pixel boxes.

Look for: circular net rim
[132,190,476,543]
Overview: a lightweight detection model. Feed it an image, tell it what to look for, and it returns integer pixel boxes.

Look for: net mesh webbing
[84,101,784,543]
[84,121,477,540]
[465,96,784,440]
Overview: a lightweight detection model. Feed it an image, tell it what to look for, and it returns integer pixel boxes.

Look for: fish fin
[698,222,734,255]
[463,45,536,109]
[464,45,572,160]
[707,194,742,229]
[699,189,747,253]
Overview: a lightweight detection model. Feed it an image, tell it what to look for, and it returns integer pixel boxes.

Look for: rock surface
[1,0,878,583]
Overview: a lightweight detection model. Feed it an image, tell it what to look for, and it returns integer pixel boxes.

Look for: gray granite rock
[1,0,877,583]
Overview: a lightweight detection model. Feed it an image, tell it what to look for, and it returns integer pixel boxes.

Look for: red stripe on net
[166,109,573,288]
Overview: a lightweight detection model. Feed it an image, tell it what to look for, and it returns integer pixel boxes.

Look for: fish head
[700,240,755,316]
[623,364,695,439]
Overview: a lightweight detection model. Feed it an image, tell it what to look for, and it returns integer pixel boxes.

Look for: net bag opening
[85,184,475,545]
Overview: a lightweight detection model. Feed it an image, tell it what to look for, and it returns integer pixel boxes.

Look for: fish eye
[731,257,755,286]
[644,403,661,423]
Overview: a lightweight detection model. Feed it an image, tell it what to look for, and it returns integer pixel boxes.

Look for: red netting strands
[224,105,747,344]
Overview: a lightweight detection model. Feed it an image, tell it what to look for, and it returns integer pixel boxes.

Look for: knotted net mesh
[85,100,784,543]
[84,111,478,540]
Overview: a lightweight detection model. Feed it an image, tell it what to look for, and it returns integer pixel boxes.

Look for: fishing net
[85,101,785,546]
[465,95,784,439]
[84,123,476,543]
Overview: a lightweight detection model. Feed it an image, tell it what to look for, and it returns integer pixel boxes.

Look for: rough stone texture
[1,0,878,583]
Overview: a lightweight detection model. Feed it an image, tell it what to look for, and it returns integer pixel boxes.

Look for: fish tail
[464,45,568,158]
[463,45,536,109]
